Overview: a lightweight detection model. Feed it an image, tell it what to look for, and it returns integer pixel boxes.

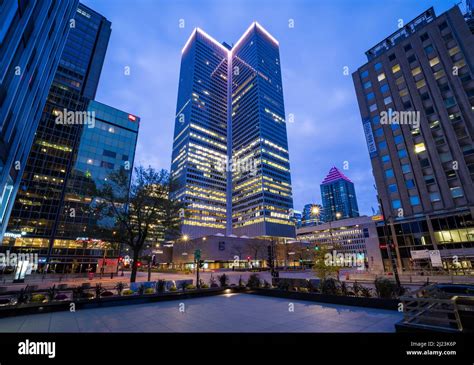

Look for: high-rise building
[171,22,295,239]
[2,4,139,273]
[289,209,302,228]
[320,167,359,221]
[353,6,474,272]
[302,203,324,227]
[0,0,79,239]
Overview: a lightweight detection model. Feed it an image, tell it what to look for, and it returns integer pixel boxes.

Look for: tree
[245,239,266,264]
[94,166,182,282]
[312,244,342,281]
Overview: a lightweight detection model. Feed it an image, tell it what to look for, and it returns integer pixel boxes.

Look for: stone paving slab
[0,293,402,333]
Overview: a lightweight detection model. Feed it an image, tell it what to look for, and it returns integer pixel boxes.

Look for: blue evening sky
[83,0,455,215]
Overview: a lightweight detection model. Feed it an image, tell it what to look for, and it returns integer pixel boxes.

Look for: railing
[399,296,463,332]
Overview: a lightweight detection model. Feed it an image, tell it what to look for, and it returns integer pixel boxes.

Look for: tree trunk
[130,249,140,283]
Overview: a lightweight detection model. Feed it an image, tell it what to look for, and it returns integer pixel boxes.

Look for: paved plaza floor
[0,293,402,332]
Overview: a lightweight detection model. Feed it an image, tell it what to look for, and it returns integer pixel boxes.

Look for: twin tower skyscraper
[171,23,295,240]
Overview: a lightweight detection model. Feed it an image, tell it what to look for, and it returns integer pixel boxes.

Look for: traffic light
[314,245,320,251]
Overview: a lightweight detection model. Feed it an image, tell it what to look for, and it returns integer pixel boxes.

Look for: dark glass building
[321,167,359,221]
[353,6,474,273]
[171,23,295,239]
[0,0,79,239]
[302,203,324,227]
[2,4,139,273]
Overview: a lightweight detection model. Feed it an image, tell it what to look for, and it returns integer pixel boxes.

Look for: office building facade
[0,0,79,240]
[320,167,359,221]
[297,216,384,274]
[171,23,295,240]
[2,4,139,273]
[353,6,474,272]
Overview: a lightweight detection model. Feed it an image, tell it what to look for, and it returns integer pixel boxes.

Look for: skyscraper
[171,23,295,239]
[2,4,139,273]
[353,6,474,271]
[0,0,79,240]
[320,167,359,221]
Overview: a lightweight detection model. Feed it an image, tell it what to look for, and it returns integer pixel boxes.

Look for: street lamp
[335,212,342,220]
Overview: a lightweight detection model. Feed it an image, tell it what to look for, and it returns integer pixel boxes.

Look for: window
[385,169,394,178]
[369,104,377,112]
[416,79,426,89]
[388,184,398,193]
[366,92,375,101]
[410,196,420,206]
[420,33,429,42]
[363,81,372,89]
[430,192,441,202]
[439,21,448,31]
[103,150,117,158]
[374,128,384,137]
[424,45,434,54]
[429,57,440,67]
[445,169,456,180]
[440,152,452,163]
[420,158,430,168]
[384,96,392,105]
[379,141,387,149]
[380,84,389,93]
[424,175,435,184]
[462,144,474,156]
[414,143,426,153]
[444,97,456,108]
[389,54,396,61]
[378,73,386,82]
[404,44,412,52]
[392,64,401,74]
[407,54,416,63]
[361,70,369,78]
[381,155,390,163]
[450,187,464,198]
[372,115,380,125]
[398,149,407,158]
[394,135,403,144]
[448,46,460,57]
[402,164,411,173]
[375,62,382,71]
[412,67,422,76]
[406,179,415,189]
[392,199,401,209]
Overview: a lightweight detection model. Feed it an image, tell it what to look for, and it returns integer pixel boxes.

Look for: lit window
[377,73,386,82]
[392,64,401,74]
[384,96,392,105]
[385,169,394,178]
[414,143,426,153]
[448,46,460,56]
[361,70,369,78]
[398,149,407,158]
[406,179,415,189]
[429,57,440,67]
[381,155,390,163]
[392,199,401,209]
[375,62,382,71]
[412,67,421,76]
[402,164,411,173]
[394,135,403,144]
[388,184,397,193]
[430,192,441,202]
[369,104,377,112]
[416,79,426,89]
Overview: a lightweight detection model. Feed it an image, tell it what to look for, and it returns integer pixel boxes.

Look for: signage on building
[429,250,442,267]
[410,249,430,259]
[362,118,377,158]
[96,258,119,274]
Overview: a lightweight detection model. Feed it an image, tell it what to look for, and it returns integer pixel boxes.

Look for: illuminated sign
[128,114,137,122]
[4,232,26,239]
[371,215,384,221]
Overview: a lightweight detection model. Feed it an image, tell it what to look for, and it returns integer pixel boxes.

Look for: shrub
[374,277,397,299]
[320,278,341,296]
[209,274,219,288]
[101,291,114,297]
[186,284,196,290]
[340,281,349,296]
[144,288,155,294]
[200,283,209,289]
[30,294,46,303]
[156,280,166,293]
[137,285,145,295]
[83,292,94,299]
[277,281,290,291]
[247,274,261,288]
[238,276,245,287]
[169,286,178,292]
[218,274,229,287]
[298,287,309,293]
[263,280,271,289]
[72,286,84,300]
[95,283,105,298]
[115,282,125,296]
[122,289,134,296]
[16,287,30,305]
[54,294,68,301]
[46,285,57,301]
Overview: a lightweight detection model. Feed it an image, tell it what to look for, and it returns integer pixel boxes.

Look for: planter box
[0,286,237,318]
[248,288,398,310]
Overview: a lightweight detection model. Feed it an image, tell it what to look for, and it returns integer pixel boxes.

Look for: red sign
[128,114,137,122]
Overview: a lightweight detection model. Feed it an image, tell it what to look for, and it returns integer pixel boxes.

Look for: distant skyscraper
[0,0,79,240]
[321,167,359,221]
[302,203,324,227]
[290,209,302,228]
[2,4,139,273]
[353,5,474,271]
[171,23,294,239]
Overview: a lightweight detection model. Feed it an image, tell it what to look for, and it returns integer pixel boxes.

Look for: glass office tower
[171,22,295,239]
[320,167,359,221]
[1,4,138,273]
[353,6,474,272]
[0,0,79,240]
